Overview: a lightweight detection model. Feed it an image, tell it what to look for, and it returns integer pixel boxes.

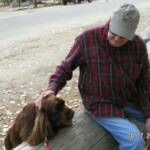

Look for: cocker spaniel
[4,94,74,150]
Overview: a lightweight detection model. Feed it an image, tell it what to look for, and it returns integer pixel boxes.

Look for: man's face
[107,31,128,47]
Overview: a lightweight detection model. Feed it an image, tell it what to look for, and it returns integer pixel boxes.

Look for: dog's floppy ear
[27,111,55,146]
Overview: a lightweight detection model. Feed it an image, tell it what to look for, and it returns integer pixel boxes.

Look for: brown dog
[4,94,74,150]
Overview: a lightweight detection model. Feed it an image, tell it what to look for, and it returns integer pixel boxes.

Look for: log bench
[13,108,145,150]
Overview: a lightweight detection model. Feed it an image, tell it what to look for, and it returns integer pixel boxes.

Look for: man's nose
[114,36,123,42]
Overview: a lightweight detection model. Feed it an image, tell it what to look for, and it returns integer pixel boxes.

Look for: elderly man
[36,4,150,150]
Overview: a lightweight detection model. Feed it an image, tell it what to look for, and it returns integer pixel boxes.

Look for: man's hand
[35,90,55,109]
[145,118,150,144]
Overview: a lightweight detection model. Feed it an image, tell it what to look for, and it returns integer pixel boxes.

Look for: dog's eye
[56,100,64,111]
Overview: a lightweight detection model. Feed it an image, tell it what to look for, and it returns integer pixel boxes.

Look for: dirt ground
[0,7,150,150]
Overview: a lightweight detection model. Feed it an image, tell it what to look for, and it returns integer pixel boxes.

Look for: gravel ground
[0,7,150,150]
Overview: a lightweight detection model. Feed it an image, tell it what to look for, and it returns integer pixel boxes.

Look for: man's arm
[48,35,84,95]
[35,35,84,107]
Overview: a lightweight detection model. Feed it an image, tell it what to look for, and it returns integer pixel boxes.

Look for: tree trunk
[33,0,37,8]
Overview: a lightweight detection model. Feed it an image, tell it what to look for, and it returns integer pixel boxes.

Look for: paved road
[0,0,150,40]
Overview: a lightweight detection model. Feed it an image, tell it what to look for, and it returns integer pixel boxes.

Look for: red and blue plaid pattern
[48,22,150,118]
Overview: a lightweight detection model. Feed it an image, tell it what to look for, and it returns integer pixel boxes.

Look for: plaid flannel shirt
[48,22,150,118]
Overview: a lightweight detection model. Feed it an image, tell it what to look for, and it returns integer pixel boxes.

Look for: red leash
[45,137,50,150]
[45,143,49,150]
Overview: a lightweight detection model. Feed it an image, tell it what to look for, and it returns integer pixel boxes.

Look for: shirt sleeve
[138,43,150,118]
[47,35,84,95]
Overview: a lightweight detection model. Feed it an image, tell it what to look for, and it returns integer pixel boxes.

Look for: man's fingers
[42,92,50,98]
[35,98,41,109]
[41,90,53,97]
[34,90,54,109]
[144,132,150,145]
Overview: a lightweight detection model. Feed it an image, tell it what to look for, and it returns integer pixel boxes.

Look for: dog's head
[27,94,74,146]
[41,94,74,128]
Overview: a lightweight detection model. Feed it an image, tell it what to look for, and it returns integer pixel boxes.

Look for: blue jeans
[86,105,148,150]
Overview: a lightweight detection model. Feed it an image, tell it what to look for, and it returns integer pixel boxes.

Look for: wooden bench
[13,108,145,150]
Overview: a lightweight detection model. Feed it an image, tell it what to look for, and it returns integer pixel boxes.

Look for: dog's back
[4,103,37,150]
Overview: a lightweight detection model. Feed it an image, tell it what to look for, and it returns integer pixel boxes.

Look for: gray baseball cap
[109,4,140,40]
